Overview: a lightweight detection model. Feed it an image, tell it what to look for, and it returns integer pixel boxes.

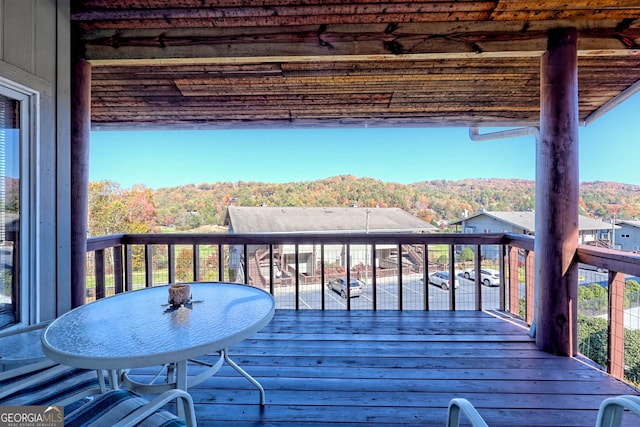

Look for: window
[0,79,35,330]
[0,95,20,328]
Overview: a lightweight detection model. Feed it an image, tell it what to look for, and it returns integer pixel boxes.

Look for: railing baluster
[509,246,519,316]
[95,248,105,299]
[217,244,223,282]
[269,244,275,295]
[168,244,175,283]
[243,245,249,284]
[320,244,326,310]
[448,245,455,311]
[193,244,200,282]
[397,243,402,311]
[500,244,508,311]
[346,243,351,311]
[525,250,535,324]
[113,245,123,294]
[295,244,300,310]
[422,244,428,311]
[474,244,482,308]
[608,271,626,379]
[372,244,378,311]
[144,244,153,287]
[125,244,133,292]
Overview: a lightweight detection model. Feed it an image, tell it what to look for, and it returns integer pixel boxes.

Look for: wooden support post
[71,49,91,308]
[535,28,580,356]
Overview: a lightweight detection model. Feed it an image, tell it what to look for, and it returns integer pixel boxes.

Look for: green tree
[458,247,474,262]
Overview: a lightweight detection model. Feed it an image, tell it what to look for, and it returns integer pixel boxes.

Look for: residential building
[449,210,617,258]
[615,220,640,252]
[224,206,436,284]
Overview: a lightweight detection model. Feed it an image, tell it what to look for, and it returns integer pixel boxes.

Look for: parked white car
[463,268,500,287]
[326,277,364,298]
[427,271,460,290]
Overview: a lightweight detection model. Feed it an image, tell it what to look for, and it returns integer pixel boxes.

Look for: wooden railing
[86,232,534,312]
[85,232,640,383]
[576,245,640,382]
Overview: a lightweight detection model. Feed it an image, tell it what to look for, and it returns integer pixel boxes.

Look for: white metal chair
[64,388,197,427]
[1,323,197,426]
[447,395,640,427]
[0,322,107,407]
[446,398,489,427]
[596,395,640,427]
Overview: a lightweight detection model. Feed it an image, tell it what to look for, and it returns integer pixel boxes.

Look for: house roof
[224,206,437,234]
[617,220,640,229]
[72,1,640,130]
[449,211,616,233]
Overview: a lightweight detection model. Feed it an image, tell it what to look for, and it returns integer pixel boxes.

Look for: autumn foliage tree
[88,181,157,236]
[88,181,159,274]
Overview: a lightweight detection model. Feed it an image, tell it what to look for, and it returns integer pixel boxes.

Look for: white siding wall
[0,0,71,321]
[579,230,597,244]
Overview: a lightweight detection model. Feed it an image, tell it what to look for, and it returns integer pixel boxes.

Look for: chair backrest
[447,398,489,427]
[596,395,640,427]
[64,389,198,427]
[0,322,105,407]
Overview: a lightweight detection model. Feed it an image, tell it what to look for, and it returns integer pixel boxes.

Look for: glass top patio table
[41,282,275,400]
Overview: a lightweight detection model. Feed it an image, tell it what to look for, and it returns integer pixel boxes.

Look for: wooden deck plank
[125,310,639,426]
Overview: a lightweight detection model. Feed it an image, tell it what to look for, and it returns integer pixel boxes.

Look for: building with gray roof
[449,210,616,246]
[224,206,437,234]
[223,206,436,286]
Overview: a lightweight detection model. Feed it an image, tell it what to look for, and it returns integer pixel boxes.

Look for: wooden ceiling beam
[81,24,639,62]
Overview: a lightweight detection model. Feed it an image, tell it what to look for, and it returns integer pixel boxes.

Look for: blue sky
[90,93,640,189]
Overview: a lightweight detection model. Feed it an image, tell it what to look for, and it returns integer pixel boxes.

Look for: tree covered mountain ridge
[144,176,639,232]
[88,176,640,235]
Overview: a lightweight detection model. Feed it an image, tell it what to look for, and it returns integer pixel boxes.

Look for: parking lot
[273,273,506,311]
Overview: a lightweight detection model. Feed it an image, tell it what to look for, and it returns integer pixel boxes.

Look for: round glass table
[42,282,275,403]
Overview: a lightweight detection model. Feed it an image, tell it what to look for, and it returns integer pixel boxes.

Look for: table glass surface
[41,282,274,370]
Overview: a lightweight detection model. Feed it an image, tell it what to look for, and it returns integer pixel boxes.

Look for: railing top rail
[86,234,126,252]
[87,232,521,247]
[577,244,640,277]
[503,232,535,251]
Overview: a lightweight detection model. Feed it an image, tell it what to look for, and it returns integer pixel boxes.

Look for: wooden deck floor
[129,310,639,426]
